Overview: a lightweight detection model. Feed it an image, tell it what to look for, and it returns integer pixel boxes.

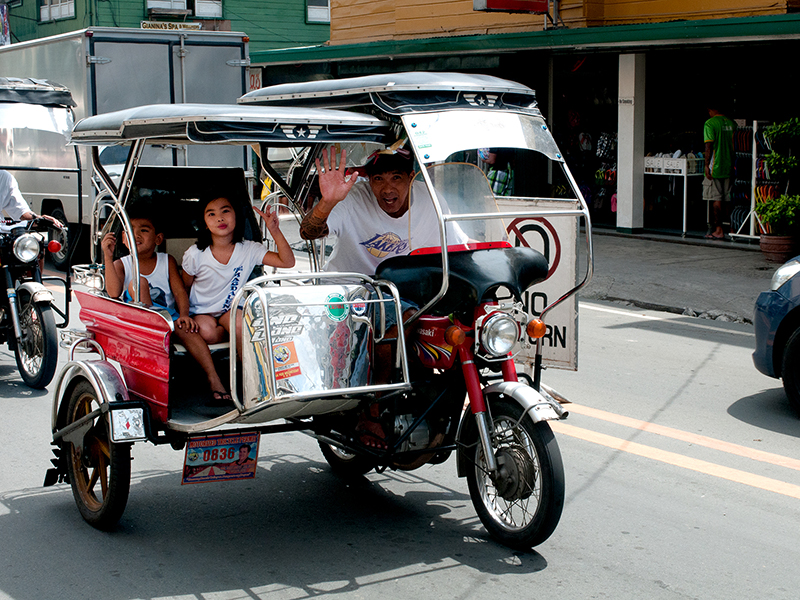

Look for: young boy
[101,207,201,357]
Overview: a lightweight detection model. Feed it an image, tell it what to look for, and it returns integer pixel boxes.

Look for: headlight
[771,259,800,291]
[480,313,520,357]
[13,234,41,263]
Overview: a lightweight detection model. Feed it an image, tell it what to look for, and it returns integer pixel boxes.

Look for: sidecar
[45,103,412,527]
[46,74,593,547]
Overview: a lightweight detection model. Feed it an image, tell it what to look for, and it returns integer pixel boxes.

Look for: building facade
[4,0,330,52]
[251,1,800,239]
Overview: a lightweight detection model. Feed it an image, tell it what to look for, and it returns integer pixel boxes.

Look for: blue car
[753,255,800,414]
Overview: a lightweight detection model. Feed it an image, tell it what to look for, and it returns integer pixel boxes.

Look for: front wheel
[13,292,58,389]
[465,398,565,550]
[65,380,131,530]
[781,328,800,416]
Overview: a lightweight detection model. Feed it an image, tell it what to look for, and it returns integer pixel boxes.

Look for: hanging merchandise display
[730,121,778,240]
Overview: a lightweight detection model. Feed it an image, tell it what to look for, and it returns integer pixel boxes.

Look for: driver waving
[299,146,467,273]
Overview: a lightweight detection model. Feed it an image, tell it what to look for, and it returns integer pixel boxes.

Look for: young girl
[181,195,295,403]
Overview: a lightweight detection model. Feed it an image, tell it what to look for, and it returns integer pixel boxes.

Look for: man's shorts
[375,291,417,331]
[703,177,732,202]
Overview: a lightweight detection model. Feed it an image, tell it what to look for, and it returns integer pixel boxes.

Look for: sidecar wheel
[65,380,131,530]
[13,292,58,389]
[465,398,564,550]
[319,442,375,477]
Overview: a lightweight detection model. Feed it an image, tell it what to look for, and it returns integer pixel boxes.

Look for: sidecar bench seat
[172,341,229,355]
[376,246,549,317]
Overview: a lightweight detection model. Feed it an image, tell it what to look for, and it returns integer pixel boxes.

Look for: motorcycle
[0,217,66,388]
[0,77,79,388]
[45,73,592,549]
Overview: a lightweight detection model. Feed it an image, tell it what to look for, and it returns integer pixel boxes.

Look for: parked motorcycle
[0,217,66,388]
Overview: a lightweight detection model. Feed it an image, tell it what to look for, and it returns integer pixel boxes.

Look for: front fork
[459,344,520,475]
[3,267,23,341]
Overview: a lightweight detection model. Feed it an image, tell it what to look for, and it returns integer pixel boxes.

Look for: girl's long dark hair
[195,194,245,250]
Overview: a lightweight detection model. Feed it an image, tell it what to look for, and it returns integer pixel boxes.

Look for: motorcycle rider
[0,170,61,226]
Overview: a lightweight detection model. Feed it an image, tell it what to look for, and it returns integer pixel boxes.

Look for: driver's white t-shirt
[325,180,467,274]
[0,170,31,220]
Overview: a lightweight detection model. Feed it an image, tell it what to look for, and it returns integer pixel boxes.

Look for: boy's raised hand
[101,232,117,257]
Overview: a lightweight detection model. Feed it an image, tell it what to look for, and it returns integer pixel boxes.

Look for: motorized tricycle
[45,73,593,549]
[0,78,75,388]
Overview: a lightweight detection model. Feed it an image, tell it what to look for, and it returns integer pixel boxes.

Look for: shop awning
[251,14,800,67]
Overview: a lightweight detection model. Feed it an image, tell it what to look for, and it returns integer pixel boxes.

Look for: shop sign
[141,20,202,30]
[473,0,549,13]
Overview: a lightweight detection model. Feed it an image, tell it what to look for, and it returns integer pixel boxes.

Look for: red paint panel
[76,291,172,423]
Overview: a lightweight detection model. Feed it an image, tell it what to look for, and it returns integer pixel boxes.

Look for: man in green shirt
[703,103,736,239]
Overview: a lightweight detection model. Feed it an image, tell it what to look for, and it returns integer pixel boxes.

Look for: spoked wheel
[782,328,800,417]
[319,442,376,477]
[65,380,131,530]
[13,291,58,389]
[465,398,565,550]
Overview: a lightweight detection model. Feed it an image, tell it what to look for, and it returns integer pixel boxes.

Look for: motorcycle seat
[375,246,549,316]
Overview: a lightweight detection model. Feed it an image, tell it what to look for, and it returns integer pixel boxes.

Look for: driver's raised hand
[315,146,356,206]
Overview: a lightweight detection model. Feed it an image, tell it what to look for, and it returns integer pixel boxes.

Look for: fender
[455,380,568,478]
[50,360,130,434]
[44,360,132,487]
[17,281,54,304]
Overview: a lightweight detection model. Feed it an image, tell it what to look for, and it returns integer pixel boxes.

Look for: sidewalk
[580,230,778,324]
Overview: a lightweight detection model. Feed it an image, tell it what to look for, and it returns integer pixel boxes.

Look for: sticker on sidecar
[182,432,260,484]
[325,293,349,322]
[273,340,302,381]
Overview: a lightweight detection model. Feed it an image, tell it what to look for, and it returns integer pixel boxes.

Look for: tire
[13,291,58,389]
[465,397,565,550]
[65,380,131,530]
[48,207,85,271]
[319,442,375,477]
[781,328,800,417]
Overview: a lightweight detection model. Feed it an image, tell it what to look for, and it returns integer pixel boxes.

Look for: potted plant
[758,119,800,262]
[755,193,800,261]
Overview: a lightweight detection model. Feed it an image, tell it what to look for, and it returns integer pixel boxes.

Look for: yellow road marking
[551,421,800,500]
[567,403,800,472]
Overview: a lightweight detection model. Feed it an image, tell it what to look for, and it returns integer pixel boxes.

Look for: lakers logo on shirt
[360,233,409,258]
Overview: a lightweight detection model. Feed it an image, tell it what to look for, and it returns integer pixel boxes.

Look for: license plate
[182,432,261,484]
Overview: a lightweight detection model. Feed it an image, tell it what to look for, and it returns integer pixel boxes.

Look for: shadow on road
[0,454,550,599]
[727,388,800,438]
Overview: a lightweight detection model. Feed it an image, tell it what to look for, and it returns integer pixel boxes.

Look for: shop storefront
[252,15,800,239]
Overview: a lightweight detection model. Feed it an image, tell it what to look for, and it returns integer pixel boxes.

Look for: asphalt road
[1,294,797,600]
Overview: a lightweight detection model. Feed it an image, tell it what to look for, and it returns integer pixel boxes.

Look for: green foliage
[755,194,800,236]
[764,118,800,144]
[765,151,800,177]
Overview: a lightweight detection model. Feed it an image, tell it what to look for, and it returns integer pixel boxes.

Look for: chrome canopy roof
[0,77,76,108]
[70,103,391,145]
[239,72,539,115]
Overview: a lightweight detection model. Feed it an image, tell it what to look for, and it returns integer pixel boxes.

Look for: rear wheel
[782,328,800,416]
[465,398,565,550]
[65,380,131,530]
[13,291,58,389]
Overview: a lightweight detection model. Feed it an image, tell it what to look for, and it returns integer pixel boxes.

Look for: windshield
[0,104,74,170]
[404,110,562,163]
